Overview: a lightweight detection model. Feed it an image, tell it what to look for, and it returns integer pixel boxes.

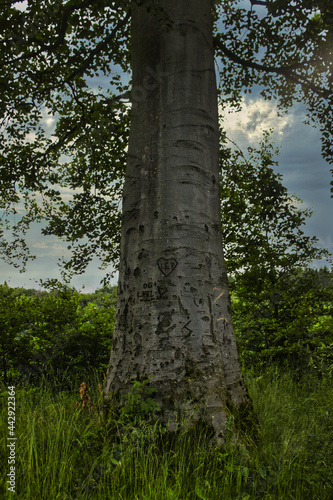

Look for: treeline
[1,266,332,385]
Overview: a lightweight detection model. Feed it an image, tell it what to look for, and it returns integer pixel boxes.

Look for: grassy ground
[1,369,332,499]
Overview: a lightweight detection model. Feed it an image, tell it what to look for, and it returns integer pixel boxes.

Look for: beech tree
[1,0,332,440]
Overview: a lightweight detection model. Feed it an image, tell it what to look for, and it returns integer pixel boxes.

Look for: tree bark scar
[178,296,189,316]
[207,295,217,342]
[213,287,225,302]
[156,310,175,336]
[181,320,193,337]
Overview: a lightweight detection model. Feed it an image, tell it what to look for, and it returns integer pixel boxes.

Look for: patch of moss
[184,359,204,380]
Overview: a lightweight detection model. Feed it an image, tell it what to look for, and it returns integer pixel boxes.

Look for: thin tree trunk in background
[105,0,252,442]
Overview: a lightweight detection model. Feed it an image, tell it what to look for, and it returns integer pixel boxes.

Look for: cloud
[13,1,27,11]
[31,241,49,249]
[221,97,295,143]
[1,253,117,292]
[41,107,56,130]
[30,240,72,258]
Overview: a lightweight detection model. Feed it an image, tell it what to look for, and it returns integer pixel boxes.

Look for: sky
[223,96,333,254]
[1,94,332,292]
[1,3,332,292]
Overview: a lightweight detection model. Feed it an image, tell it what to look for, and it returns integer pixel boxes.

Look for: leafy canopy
[0,0,332,277]
[220,130,331,280]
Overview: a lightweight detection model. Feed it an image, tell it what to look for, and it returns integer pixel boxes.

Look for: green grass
[1,369,332,499]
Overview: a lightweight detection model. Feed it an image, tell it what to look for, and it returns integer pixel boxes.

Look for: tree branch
[64,10,131,84]
[2,2,129,69]
[214,37,331,100]
[250,0,267,6]
[2,1,95,67]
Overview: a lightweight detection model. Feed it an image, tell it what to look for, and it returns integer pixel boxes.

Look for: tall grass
[1,369,332,499]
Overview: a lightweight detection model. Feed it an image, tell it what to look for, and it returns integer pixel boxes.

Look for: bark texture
[105,0,251,441]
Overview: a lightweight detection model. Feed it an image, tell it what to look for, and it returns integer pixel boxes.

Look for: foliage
[73,298,115,372]
[101,376,164,460]
[215,0,333,167]
[233,267,333,377]
[220,130,331,278]
[0,283,35,384]
[219,132,333,376]
[26,285,81,377]
[0,0,131,276]
[1,368,332,499]
[117,377,161,424]
[78,284,117,308]
[0,0,332,276]
[0,284,117,384]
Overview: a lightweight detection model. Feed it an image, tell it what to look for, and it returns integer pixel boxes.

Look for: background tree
[233,267,333,377]
[219,133,333,376]
[220,130,331,281]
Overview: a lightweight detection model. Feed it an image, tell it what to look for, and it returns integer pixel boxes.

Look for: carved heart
[157,257,178,276]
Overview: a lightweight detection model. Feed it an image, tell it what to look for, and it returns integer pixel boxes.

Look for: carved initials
[157,257,178,276]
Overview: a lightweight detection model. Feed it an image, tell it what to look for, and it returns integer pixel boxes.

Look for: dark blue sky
[223,97,332,255]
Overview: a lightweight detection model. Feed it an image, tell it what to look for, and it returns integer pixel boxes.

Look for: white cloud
[13,1,27,11]
[31,241,49,249]
[25,132,37,143]
[30,240,72,258]
[44,116,55,129]
[221,97,295,143]
[42,108,56,130]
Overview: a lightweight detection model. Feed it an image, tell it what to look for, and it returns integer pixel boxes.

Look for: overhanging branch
[250,0,267,6]
[2,3,131,70]
[214,36,331,100]
[64,10,131,83]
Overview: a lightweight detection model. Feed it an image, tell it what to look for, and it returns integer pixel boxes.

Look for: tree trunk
[105,0,252,442]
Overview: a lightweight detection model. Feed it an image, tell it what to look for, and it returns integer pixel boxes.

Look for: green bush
[233,268,333,377]
[0,284,116,384]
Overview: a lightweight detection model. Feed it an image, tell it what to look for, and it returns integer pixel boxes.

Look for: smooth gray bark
[105,0,251,441]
